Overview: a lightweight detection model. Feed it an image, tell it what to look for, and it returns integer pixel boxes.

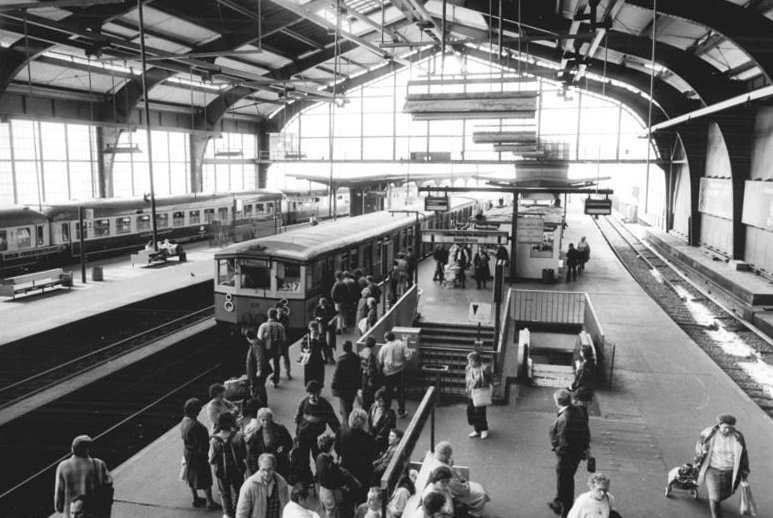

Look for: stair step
[532,375,575,388]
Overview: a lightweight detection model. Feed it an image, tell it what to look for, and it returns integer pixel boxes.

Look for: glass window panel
[153,162,171,196]
[94,219,110,236]
[170,162,188,193]
[300,114,330,138]
[394,114,416,136]
[395,137,412,160]
[333,114,361,137]
[156,213,169,228]
[67,124,93,161]
[11,120,39,160]
[151,130,169,161]
[133,161,150,196]
[116,217,132,234]
[14,161,41,205]
[242,134,255,158]
[203,164,216,192]
[276,261,302,292]
[428,120,463,136]
[407,136,427,155]
[0,230,8,251]
[363,137,394,159]
[362,95,393,114]
[344,95,362,113]
[300,138,330,160]
[407,119,428,137]
[17,227,31,248]
[218,258,236,286]
[189,210,200,224]
[238,258,269,289]
[362,114,393,136]
[579,106,619,135]
[0,123,10,160]
[40,122,67,160]
[137,215,151,231]
[0,161,13,205]
[204,208,215,222]
[42,161,69,202]
[333,137,361,160]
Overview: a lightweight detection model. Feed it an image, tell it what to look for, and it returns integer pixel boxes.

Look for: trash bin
[92,265,103,281]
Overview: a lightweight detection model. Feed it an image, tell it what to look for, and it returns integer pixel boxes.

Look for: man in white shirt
[282,483,321,518]
[377,330,415,417]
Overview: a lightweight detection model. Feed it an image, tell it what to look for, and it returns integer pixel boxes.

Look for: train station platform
[60,201,773,518]
[0,242,217,346]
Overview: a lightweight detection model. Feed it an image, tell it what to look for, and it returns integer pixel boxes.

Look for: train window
[204,209,215,223]
[17,227,31,248]
[36,225,44,245]
[137,215,151,232]
[94,219,110,237]
[173,212,185,227]
[276,261,301,292]
[217,258,236,287]
[0,230,7,251]
[243,205,252,218]
[218,208,228,222]
[189,210,201,225]
[61,224,69,243]
[350,248,359,270]
[255,203,264,214]
[116,217,131,235]
[156,214,169,229]
[267,202,274,213]
[239,258,270,290]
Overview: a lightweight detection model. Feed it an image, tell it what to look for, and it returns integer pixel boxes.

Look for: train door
[350,247,359,271]
[363,242,373,274]
[322,256,335,296]
[382,238,394,278]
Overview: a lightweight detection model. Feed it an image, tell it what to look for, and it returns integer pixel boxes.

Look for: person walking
[377,331,415,418]
[210,412,248,518]
[259,309,287,387]
[576,237,590,275]
[293,380,341,483]
[331,272,348,334]
[314,297,337,360]
[282,482,321,518]
[180,398,219,510]
[359,336,381,413]
[473,249,490,289]
[336,409,377,507]
[331,340,362,423]
[275,302,293,381]
[301,321,326,387]
[246,330,271,407]
[465,351,493,439]
[548,389,591,518]
[565,243,581,282]
[54,435,113,518]
[694,414,750,518]
[247,408,294,480]
[236,453,290,518]
[566,473,614,518]
[432,245,448,282]
[368,388,397,456]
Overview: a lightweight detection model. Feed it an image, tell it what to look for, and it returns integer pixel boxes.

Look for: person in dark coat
[336,409,377,506]
[359,336,381,412]
[343,271,359,331]
[432,245,448,282]
[473,249,491,289]
[331,272,349,333]
[404,247,416,286]
[314,297,337,360]
[495,245,509,266]
[294,380,341,483]
[331,340,362,423]
[246,407,293,480]
[548,389,591,518]
[245,330,271,407]
[368,388,397,455]
[365,276,382,302]
[566,243,581,282]
[301,321,326,387]
[209,412,247,518]
[179,398,218,510]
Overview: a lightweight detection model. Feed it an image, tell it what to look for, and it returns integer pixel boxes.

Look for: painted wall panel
[700,213,732,256]
[672,164,691,238]
[704,123,732,178]
[699,178,733,219]
[750,106,773,181]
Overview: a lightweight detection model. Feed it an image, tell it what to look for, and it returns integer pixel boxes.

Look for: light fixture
[103,143,142,154]
[215,150,244,157]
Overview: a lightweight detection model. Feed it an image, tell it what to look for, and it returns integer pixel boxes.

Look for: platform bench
[0,268,73,299]
[402,452,470,518]
[130,247,186,267]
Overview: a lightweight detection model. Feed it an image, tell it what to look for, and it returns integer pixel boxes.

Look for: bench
[0,268,73,299]
[130,246,186,267]
[402,452,470,518]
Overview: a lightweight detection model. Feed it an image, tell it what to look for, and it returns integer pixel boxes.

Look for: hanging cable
[328,0,342,219]
[644,0,657,214]
[22,14,43,210]
[595,33,609,195]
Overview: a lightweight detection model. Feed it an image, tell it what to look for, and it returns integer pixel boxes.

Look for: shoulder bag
[471,385,493,407]
[91,459,114,518]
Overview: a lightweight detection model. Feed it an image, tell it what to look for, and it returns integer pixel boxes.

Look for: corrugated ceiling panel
[264,32,312,55]
[612,5,653,35]
[701,44,753,72]
[215,57,270,77]
[656,18,706,50]
[148,84,204,104]
[0,30,22,47]
[28,6,71,21]
[234,45,293,69]
[129,34,190,54]
[119,6,220,46]
[102,22,138,39]
[15,62,117,93]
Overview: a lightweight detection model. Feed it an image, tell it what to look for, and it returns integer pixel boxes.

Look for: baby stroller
[664,463,699,499]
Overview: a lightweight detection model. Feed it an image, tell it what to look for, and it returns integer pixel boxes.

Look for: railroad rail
[0,306,215,410]
[595,215,773,416]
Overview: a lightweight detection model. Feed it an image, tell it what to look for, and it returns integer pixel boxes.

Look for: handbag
[178,456,188,482]
[471,385,492,407]
[739,480,757,517]
[91,459,114,518]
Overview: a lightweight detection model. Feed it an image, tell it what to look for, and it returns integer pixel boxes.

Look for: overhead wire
[645,0,657,214]
[22,13,43,210]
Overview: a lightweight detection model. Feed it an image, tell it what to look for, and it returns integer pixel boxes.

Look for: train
[281,190,350,225]
[213,196,486,334]
[0,190,290,278]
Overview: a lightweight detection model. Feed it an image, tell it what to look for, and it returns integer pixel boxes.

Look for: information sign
[424,196,450,211]
[421,230,509,245]
[468,302,491,324]
[584,198,612,215]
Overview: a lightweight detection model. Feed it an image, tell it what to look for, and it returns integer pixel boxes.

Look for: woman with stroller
[694,414,750,518]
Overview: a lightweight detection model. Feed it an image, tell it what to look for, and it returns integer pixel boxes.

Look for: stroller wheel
[664,487,671,497]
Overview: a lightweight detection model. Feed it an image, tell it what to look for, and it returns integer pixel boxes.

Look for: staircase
[415,322,496,400]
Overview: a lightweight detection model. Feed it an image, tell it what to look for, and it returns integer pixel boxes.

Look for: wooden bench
[0,268,73,299]
[402,452,470,518]
[130,246,186,267]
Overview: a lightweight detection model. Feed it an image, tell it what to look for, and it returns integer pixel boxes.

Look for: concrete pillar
[257,129,270,188]
[189,133,209,193]
[677,122,709,247]
[96,126,122,198]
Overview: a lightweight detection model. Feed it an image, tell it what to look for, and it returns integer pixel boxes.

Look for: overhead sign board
[469,302,492,323]
[473,222,501,231]
[422,230,509,245]
[424,196,450,212]
[584,198,612,216]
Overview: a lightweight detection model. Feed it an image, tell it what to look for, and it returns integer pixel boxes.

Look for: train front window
[173,212,185,227]
[137,215,151,232]
[17,227,31,248]
[116,217,131,235]
[217,259,236,287]
[94,219,110,237]
[276,261,302,292]
[239,259,270,290]
[0,230,7,251]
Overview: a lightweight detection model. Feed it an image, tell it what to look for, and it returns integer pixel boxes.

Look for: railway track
[0,305,214,410]
[595,215,773,416]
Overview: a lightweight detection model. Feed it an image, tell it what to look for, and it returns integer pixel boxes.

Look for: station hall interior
[5,1,773,518]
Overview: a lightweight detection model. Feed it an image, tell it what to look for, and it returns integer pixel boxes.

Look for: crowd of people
[431,244,508,290]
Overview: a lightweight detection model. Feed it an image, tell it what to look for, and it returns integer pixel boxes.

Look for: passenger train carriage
[214,197,483,334]
[0,190,284,277]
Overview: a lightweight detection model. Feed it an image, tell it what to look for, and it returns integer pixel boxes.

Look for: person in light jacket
[236,453,290,518]
[465,351,493,439]
[694,414,750,518]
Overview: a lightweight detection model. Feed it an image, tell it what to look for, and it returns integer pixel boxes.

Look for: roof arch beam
[626,0,773,83]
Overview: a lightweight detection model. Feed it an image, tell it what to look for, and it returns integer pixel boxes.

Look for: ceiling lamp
[103,144,142,154]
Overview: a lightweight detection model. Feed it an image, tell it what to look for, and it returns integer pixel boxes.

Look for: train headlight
[224,293,234,312]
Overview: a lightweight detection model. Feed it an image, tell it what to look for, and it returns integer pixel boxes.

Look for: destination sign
[424,196,450,211]
[422,230,509,245]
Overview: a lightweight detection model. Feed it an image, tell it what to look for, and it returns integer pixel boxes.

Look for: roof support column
[257,129,270,188]
[717,109,755,259]
[190,133,209,193]
[676,122,709,247]
[96,126,122,198]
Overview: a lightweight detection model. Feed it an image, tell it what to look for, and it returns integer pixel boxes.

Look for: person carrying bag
[465,351,494,439]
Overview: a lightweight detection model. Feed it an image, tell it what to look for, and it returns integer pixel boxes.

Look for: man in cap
[55,435,112,518]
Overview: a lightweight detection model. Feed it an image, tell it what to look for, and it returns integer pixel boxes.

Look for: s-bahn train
[0,190,286,278]
[213,196,485,334]
[281,191,350,225]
